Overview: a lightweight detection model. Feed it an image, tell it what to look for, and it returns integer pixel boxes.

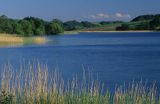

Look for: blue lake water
[0,32,160,91]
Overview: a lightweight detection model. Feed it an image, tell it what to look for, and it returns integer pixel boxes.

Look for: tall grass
[0,34,47,46]
[0,62,159,104]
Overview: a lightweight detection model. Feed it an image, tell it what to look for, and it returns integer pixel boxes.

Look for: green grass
[81,23,123,31]
[63,31,80,34]
[0,62,159,104]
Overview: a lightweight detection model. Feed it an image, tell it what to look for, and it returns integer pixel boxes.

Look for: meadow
[0,62,159,104]
[81,22,122,31]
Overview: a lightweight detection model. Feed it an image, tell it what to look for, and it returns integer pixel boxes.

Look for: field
[81,23,122,31]
[0,63,159,104]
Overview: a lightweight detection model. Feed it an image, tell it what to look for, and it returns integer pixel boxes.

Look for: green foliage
[19,20,33,36]
[100,21,123,25]
[131,15,155,22]
[150,15,160,30]
[0,15,65,36]
[81,21,97,28]
[0,14,159,36]
[52,19,64,26]
[82,22,122,31]
[12,21,24,35]
[117,21,151,30]
[116,14,160,31]
[117,14,160,31]
[24,17,46,35]
[63,20,83,30]
[46,20,64,34]
[117,24,130,30]
[0,16,14,34]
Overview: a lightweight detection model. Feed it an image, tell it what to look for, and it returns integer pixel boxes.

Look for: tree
[119,24,130,30]
[0,16,14,34]
[34,25,45,35]
[19,20,33,36]
[81,21,97,28]
[131,15,154,22]
[150,15,160,30]
[12,21,24,35]
[63,20,83,30]
[46,20,64,35]
[24,17,46,35]
[52,19,63,26]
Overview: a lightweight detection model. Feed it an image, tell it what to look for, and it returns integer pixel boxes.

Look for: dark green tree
[19,20,33,36]
[12,21,24,35]
[24,17,46,35]
[63,20,83,30]
[0,16,14,34]
[131,15,154,22]
[46,21,64,34]
[81,21,97,28]
[150,15,160,30]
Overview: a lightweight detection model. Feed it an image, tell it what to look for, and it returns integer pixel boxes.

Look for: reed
[23,37,47,45]
[0,34,47,46]
[0,34,23,43]
[0,62,159,104]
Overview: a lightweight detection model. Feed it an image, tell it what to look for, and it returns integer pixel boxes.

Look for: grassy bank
[0,63,159,104]
[81,23,122,31]
[62,23,123,34]
[63,31,80,34]
[0,34,47,46]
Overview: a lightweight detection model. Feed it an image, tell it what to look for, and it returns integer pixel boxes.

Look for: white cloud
[97,13,109,18]
[83,12,131,20]
[115,13,131,19]
[84,13,109,19]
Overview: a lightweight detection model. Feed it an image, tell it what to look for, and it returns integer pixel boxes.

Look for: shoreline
[79,30,158,33]
[62,30,159,35]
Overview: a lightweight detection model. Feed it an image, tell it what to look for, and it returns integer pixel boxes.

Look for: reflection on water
[0,43,23,47]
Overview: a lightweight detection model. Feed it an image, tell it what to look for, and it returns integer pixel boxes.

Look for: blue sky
[0,0,160,21]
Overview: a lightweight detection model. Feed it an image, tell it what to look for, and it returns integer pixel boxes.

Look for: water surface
[0,32,160,91]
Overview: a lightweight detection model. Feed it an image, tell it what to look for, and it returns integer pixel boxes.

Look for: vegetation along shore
[0,63,159,104]
[0,33,47,46]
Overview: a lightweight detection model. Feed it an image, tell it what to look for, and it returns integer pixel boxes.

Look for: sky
[0,0,160,21]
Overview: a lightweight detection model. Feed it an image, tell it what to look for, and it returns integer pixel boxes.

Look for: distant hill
[131,15,155,22]
[116,14,160,31]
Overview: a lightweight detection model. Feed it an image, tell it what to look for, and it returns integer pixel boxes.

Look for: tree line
[1,14,159,36]
[0,15,65,36]
[0,15,109,36]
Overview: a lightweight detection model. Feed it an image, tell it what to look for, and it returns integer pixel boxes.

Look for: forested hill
[116,14,160,31]
[131,15,155,22]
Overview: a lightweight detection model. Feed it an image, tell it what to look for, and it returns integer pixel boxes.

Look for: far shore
[79,30,159,33]
[62,30,159,35]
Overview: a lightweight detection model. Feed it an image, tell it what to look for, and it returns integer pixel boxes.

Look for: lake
[0,32,160,91]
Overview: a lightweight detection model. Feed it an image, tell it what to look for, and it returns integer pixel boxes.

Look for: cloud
[115,13,131,19]
[84,13,109,19]
[83,12,131,20]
